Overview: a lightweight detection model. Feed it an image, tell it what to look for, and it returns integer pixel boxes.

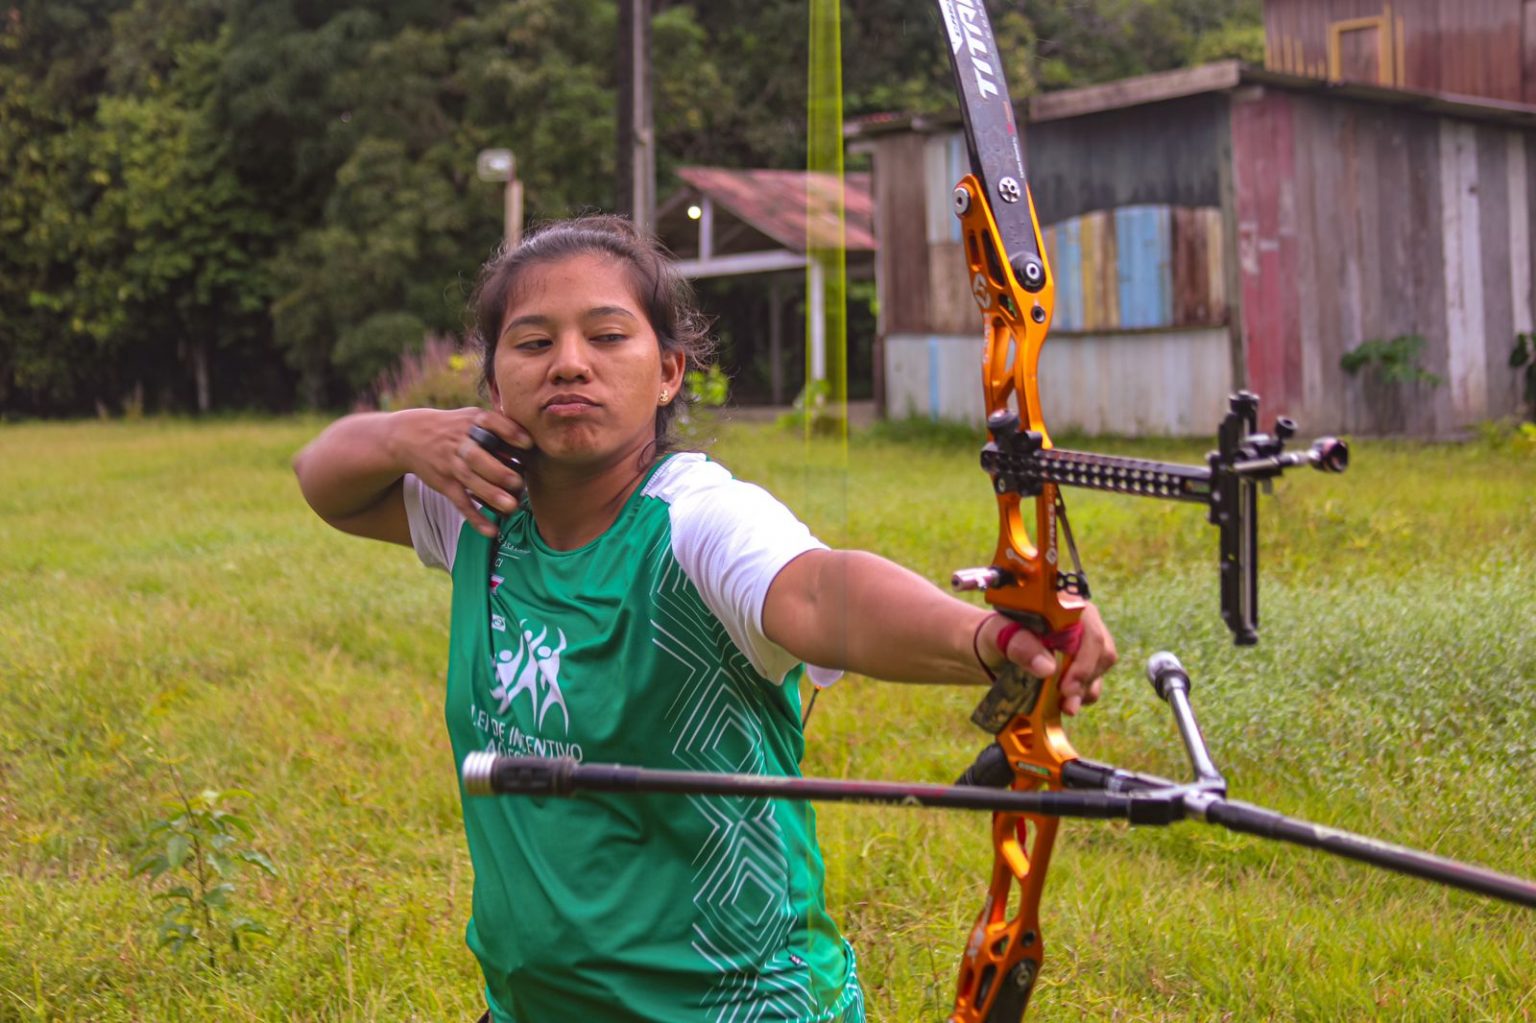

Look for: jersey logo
[491,621,570,734]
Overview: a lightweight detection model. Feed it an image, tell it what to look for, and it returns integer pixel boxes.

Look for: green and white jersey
[404,452,864,1023]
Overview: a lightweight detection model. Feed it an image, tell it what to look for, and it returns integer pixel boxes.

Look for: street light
[476,148,523,248]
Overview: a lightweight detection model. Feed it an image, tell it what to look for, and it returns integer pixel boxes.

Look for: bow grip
[971,616,1082,734]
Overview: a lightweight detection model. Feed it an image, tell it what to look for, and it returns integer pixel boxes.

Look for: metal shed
[848,60,1536,437]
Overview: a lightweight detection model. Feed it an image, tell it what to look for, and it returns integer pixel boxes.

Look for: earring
[659,389,669,404]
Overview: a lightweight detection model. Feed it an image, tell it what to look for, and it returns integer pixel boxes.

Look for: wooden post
[808,255,827,384]
[505,176,523,248]
[769,280,784,404]
[616,0,655,233]
[698,197,713,260]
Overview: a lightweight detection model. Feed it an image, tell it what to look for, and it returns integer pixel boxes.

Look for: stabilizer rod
[466,649,1536,911]
[461,752,1182,824]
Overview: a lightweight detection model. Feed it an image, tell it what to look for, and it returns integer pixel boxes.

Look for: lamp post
[476,148,523,248]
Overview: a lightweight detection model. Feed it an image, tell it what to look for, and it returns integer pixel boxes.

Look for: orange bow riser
[946,167,1081,1022]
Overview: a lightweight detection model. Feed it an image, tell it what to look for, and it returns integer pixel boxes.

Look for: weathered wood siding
[1042,206,1226,332]
[1172,206,1228,326]
[1264,0,1532,103]
[1229,88,1304,422]
[1230,87,1536,434]
[866,66,1536,436]
[1025,94,1227,223]
[866,132,931,335]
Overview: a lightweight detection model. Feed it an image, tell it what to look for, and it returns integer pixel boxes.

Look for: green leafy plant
[677,365,730,444]
[685,364,730,409]
[1340,334,1443,387]
[131,781,277,967]
[1511,333,1536,422]
[1475,417,1536,453]
[775,378,841,434]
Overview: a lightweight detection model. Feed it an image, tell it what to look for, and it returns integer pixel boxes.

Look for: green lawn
[1,416,1532,1022]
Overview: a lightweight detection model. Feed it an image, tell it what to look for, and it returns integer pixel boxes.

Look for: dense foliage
[0,0,1262,416]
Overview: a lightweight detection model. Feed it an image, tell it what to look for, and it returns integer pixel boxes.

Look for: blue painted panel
[1115,205,1173,328]
[1054,219,1083,330]
[928,335,941,421]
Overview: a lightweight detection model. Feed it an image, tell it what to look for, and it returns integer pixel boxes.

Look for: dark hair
[469,214,715,459]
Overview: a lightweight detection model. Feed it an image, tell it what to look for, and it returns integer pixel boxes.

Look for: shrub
[368,334,484,411]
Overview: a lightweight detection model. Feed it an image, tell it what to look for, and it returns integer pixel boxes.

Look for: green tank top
[435,454,864,1023]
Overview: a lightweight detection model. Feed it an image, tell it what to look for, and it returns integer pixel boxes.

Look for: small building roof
[659,167,877,255]
[845,59,1536,139]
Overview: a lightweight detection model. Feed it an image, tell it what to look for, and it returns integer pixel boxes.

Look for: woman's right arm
[292,407,527,545]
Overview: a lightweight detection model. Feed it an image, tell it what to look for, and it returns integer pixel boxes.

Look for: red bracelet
[974,614,1085,681]
[995,620,1024,655]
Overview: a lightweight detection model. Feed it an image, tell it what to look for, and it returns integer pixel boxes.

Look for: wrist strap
[972,613,1010,682]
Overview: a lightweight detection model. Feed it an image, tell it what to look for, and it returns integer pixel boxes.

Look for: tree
[0,0,1265,414]
[0,0,276,414]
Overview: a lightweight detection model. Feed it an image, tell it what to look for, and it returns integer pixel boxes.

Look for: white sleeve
[402,473,466,573]
[658,458,843,687]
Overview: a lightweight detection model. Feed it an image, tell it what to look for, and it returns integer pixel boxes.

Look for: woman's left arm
[762,549,1116,716]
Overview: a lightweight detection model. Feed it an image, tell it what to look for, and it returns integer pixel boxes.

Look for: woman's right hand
[399,407,532,538]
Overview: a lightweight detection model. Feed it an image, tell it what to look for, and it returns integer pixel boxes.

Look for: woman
[293,215,1116,1023]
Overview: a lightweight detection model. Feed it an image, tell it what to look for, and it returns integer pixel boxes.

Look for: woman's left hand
[987,603,1118,716]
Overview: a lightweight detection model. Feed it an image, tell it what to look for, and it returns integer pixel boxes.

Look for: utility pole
[616,0,654,233]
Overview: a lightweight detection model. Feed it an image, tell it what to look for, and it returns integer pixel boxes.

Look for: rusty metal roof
[668,167,876,252]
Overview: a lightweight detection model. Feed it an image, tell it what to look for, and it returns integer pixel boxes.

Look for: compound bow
[461,3,1536,1018]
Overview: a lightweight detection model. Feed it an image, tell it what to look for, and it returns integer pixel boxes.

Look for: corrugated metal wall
[1230,87,1536,434]
[881,127,1239,435]
[1264,0,1531,103]
[883,328,1235,435]
[1026,94,1226,223]
[870,97,1241,435]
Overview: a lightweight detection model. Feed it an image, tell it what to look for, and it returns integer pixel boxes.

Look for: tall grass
[0,417,1531,1021]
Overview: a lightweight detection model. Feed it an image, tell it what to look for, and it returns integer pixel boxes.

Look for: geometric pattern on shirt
[647,527,818,1023]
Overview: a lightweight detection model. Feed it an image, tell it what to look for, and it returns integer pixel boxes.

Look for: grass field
[1,415,1533,1022]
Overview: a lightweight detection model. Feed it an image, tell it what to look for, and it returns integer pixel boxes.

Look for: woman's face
[490,252,685,472]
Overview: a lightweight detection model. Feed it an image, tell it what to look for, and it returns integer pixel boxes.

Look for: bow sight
[953,392,1349,646]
